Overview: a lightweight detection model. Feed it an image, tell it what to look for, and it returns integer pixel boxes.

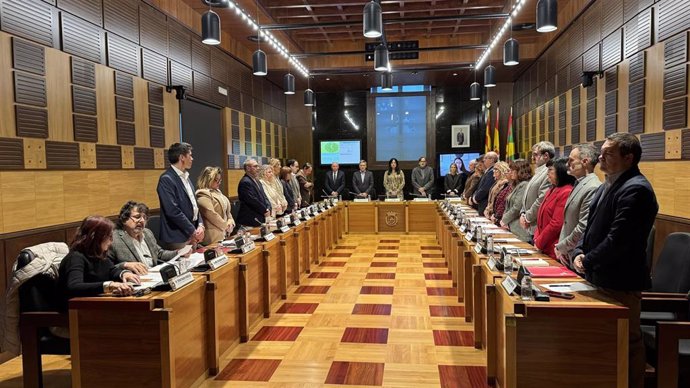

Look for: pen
[548,284,570,288]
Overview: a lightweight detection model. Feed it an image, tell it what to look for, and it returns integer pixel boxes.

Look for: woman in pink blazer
[534,158,575,259]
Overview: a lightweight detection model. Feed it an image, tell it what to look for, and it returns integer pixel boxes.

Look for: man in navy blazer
[157,143,204,249]
[237,158,272,227]
[572,133,658,388]
[324,162,345,198]
[470,151,498,214]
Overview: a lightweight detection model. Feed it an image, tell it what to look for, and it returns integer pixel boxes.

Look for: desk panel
[347,202,376,233]
[239,248,266,332]
[203,259,240,374]
[260,238,282,315]
[407,202,436,233]
[377,203,406,233]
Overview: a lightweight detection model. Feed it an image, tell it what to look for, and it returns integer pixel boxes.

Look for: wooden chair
[16,249,70,388]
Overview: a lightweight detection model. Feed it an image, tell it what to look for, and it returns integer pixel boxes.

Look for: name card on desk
[474,244,483,254]
[501,276,518,295]
[305,215,311,220]
[279,225,290,233]
[293,219,301,226]
[460,224,467,232]
[488,257,497,270]
[413,197,430,202]
[264,232,276,241]
[208,255,229,270]
[170,271,194,291]
[353,198,369,202]
[385,198,402,202]
[242,241,256,254]
[465,232,474,241]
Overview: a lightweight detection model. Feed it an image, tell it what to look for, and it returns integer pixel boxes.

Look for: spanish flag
[484,101,491,154]
[506,107,516,161]
[493,102,500,153]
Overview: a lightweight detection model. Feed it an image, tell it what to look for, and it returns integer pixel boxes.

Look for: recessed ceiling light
[453,73,458,76]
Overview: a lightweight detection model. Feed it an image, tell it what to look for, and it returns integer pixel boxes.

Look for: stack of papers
[515,258,550,267]
[542,282,596,292]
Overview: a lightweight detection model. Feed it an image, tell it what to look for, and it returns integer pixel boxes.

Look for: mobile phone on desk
[545,290,575,299]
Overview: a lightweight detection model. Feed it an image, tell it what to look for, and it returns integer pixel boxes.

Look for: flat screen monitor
[438,152,480,176]
[320,140,362,165]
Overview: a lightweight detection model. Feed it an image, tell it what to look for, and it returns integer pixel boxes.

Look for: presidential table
[345,200,437,233]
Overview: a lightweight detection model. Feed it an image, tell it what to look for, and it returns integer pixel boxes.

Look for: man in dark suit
[237,158,272,227]
[296,163,313,207]
[351,160,374,198]
[572,133,658,388]
[157,143,204,250]
[324,162,345,198]
[470,151,498,214]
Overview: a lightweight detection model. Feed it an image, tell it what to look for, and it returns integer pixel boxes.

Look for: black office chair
[640,233,690,387]
[17,249,70,388]
[147,215,161,245]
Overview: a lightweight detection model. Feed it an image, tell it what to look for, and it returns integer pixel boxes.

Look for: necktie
[333,172,336,182]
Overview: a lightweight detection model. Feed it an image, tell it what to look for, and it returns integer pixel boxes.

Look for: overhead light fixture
[504,38,519,66]
[470,82,481,101]
[381,72,393,90]
[484,65,496,87]
[536,0,558,33]
[253,49,267,76]
[304,88,315,106]
[201,10,220,45]
[374,43,389,71]
[475,0,526,69]
[363,0,383,38]
[283,73,295,94]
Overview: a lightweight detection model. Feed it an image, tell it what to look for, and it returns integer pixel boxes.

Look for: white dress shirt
[172,165,199,222]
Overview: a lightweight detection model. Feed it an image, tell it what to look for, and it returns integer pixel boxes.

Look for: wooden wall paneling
[15,105,48,138]
[163,87,181,148]
[0,0,59,48]
[79,142,96,168]
[601,0,624,38]
[602,29,623,71]
[192,71,211,100]
[665,129,682,159]
[682,129,690,159]
[656,0,690,42]
[106,32,141,77]
[646,44,665,133]
[662,97,688,130]
[13,72,47,107]
[583,1,601,54]
[0,171,37,232]
[640,132,665,160]
[96,64,117,144]
[663,64,687,100]
[191,39,210,76]
[60,11,105,64]
[72,85,97,115]
[114,71,133,98]
[103,0,139,44]
[226,170,244,197]
[45,140,80,169]
[121,145,135,169]
[23,138,45,169]
[96,144,122,169]
[116,121,136,145]
[71,57,96,88]
[170,60,192,92]
[35,171,66,227]
[133,77,150,146]
[57,0,103,27]
[143,170,161,208]
[640,161,690,218]
[579,87,587,143]
[45,48,73,141]
[139,3,168,56]
[209,79,228,107]
[0,33,15,138]
[115,96,134,122]
[617,60,629,133]
[0,137,24,170]
[154,148,165,169]
[596,75,606,140]
[141,48,169,86]
[86,170,111,216]
[63,170,91,221]
[168,20,191,67]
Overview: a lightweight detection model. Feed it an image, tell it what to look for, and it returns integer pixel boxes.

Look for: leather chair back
[651,232,690,293]
[147,215,161,245]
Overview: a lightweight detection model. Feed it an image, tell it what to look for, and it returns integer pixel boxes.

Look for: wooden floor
[0,234,488,388]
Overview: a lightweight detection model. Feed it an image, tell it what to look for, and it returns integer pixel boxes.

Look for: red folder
[527,266,578,278]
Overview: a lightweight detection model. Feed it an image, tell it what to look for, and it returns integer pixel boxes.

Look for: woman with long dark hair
[383,158,405,199]
[534,158,576,259]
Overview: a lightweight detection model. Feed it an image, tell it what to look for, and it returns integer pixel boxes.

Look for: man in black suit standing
[470,151,498,214]
[572,133,658,388]
[237,158,272,227]
[324,162,345,198]
[157,142,204,249]
[351,160,374,198]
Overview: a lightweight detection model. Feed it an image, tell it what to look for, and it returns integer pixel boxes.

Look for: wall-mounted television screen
[438,152,481,176]
[320,140,362,165]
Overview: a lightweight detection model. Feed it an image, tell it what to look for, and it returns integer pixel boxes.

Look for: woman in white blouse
[259,164,288,217]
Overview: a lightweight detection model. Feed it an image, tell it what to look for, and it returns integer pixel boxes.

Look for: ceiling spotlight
[201,10,221,45]
[484,65,496,87]
[252,49,267,76]
[283,73,295,94]
[363,0,383,38]
[536,0,558,33]
[374,44,389,71]
[470,82,481,101]
[381,72,393,90]
[304,89,315,106]
[503,38,519,66]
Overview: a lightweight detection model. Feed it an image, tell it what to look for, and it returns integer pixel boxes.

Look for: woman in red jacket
[534,157,575,259]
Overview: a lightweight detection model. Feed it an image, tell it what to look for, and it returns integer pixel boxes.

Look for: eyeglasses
[130,214,148,222]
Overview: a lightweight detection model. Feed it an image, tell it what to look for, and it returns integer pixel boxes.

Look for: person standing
[195,166,235,245]
[573,133,657,388]
[286,159,302,207]
[470,151,498,213]
[444,163,463,196]
[411,156,435,198]
[237,158,272,227]
[324,162,345,198]
[352,160,374,198]
[533,158,575,259]
[260,164,288,217]
[500,159,532,242]
[462,157,483,200]
[554,144,602,268]
[279,166,297,213]
[157,142,204,250]
[296,163,314,207]
[383,158,405,199]
[520,141,555,239]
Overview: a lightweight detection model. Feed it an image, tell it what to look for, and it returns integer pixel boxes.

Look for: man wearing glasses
[107,201,186,275]
[519,141,555,241]
[237,158,272,227]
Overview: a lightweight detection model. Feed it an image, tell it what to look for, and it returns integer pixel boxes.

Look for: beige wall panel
[260,119,266,157]
[579,87,587,143]
[154,148,165,169]
[645,44,664,133]
[565,90,572,145]
[144,170,162,208]
[163,90,180,148]
[596,75,605,140]
[1,171,37,232]
[133,77,150,147]
[0,32,15,138]
[45,48,73,141]
[108,171,145,213]
[96,64,117,144]
[250,115,256,157]
[63,171,91,222]
[286,94,313,165]
[87,171,111,216]
[0,172,3,233]
[639,161,690,218]
[665,130,682,160]
[35,172,65,228]
[79,142,97,169]
[122,146,135,169]
[226,170,244,197]
[23,138,46,169]
[617,60,629,133]
[222,108,232,160]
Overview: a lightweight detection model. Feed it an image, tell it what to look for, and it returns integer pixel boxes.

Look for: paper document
[133,272,164,288]
[542,282,596,292]
[493,238,521,243]
[515,258,550,267]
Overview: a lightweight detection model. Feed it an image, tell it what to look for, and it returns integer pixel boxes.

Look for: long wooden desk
[345,200,437,234]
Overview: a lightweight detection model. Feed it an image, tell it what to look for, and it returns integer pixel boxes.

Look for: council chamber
[0,0,689,388]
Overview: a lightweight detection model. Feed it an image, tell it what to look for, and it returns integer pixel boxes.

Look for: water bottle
[503,253,513,276]
[521,275,533,301]
[487,235,494,256]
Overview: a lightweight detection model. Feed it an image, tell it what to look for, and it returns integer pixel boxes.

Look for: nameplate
[447,197,462,202]
[460,224,467,233]
[474,244,483,254]
[305,215,311,220]
[488,257,497,270]
[280,226,290,233]
[241,241,256,254]
[413,197,430,202]
[449,215,455,221]
[169,271,194,291]
[353,198,369,202]
[264,232,276,241]
[385,198,402,202]
[502,276,518,295]
[465,232,474,241]
[208,255,229,270]
[293,219,301,226]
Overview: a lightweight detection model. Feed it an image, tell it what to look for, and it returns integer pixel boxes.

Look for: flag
[484,101,491,154]
[506,107,516,161]
[493,102,500,153]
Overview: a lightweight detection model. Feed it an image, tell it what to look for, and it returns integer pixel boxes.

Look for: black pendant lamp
[484,65,496,87]
[304,88,315,106]
[536,0,558,33]
[253,49,267,76]
[284,73,295,94]
[470,82,481,101]
[504,38,519,66]
[363,0,383,38]
[201,10,221,45]
[374,43,389,71]
[381,72,393,90]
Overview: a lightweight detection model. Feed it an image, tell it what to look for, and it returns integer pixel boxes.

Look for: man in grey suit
[107,201,184,274]
[352,160,374,198]
[555,144,602,268]
[520,141,555,238]
[411,156,435,198]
